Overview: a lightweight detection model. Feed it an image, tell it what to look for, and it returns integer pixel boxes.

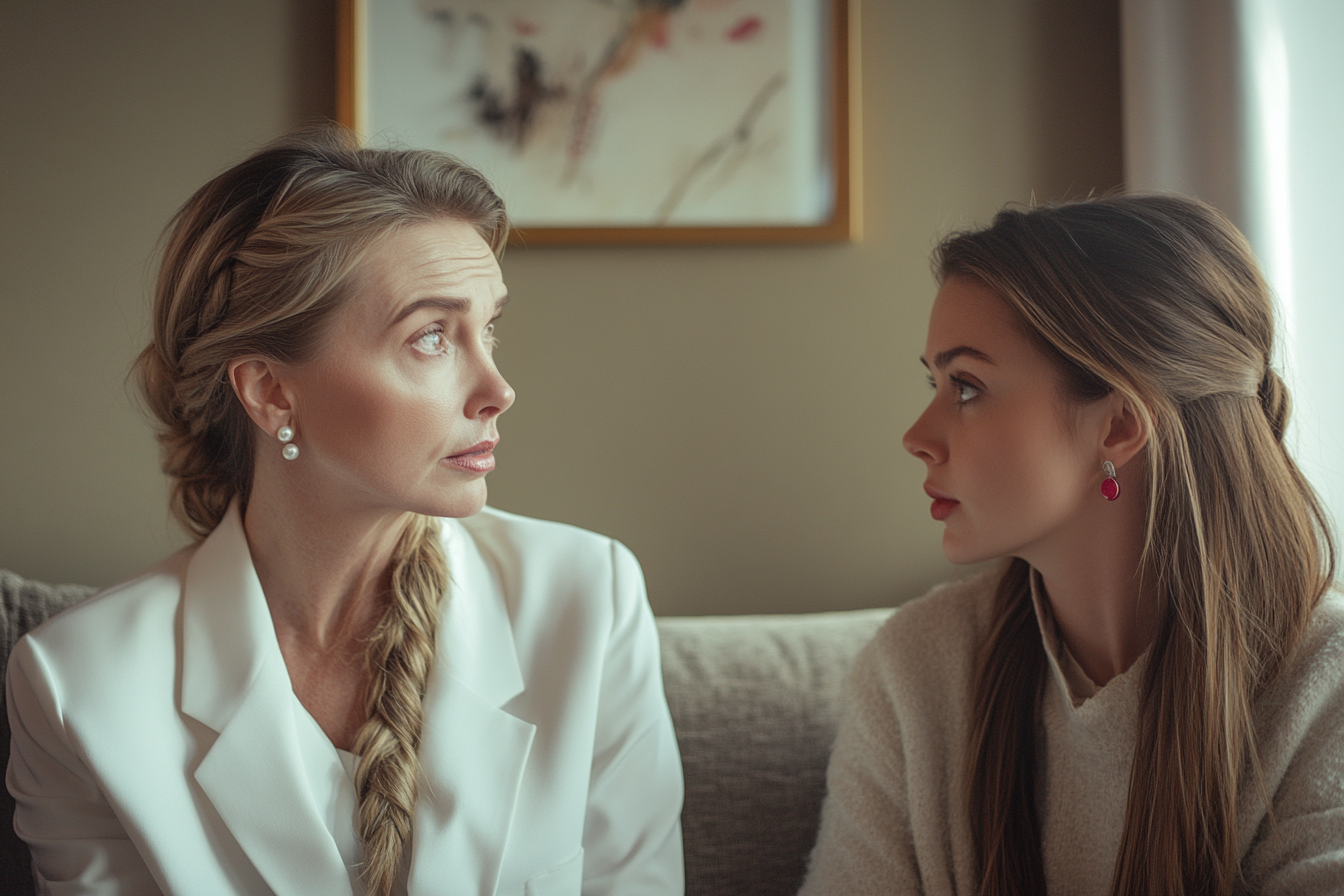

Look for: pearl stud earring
[278,425,299,460]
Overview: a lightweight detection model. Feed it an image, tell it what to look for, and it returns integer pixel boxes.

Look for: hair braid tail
[352,515,448,895]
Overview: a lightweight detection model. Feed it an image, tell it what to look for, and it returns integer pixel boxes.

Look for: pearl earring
[278,425,299,460]
[1101,460,1120,501]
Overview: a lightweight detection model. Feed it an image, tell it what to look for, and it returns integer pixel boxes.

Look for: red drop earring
[1101,461,1120,501]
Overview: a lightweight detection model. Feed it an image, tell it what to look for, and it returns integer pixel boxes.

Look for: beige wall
[0,0,1121,616]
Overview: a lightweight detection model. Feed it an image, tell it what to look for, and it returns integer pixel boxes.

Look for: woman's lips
[924,484,959,521]
[930,498,959,521]
[445,440,497,473]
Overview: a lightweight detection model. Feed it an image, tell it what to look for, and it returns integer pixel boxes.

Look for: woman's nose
[902,404,945,465]
[470,362,515,420]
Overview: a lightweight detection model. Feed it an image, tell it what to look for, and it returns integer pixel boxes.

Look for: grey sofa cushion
[1,571,96,896]
[658,608,892,896]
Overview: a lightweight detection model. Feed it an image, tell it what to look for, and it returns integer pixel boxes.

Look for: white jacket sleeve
[580,541,685,896]
[7,636,164,895]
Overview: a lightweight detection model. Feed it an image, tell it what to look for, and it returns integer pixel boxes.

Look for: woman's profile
[800,195,1342,895]
[5,125,684,895]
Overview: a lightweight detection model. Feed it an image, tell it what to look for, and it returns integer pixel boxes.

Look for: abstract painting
[339,0,855,243]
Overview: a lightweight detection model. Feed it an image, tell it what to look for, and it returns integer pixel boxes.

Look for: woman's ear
[1101,393,1150,470]
[227,357,294,436]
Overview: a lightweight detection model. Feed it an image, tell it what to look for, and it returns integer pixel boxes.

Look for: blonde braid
[352,515,449,895]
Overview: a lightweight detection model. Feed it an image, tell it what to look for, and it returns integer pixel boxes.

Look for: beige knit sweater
[799,570,1344,895]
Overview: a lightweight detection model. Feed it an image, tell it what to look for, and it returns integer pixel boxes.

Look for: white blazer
[6,505,684,895]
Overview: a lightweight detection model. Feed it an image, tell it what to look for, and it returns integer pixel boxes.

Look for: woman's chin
[941,531,997,566]
[415,482,489,519]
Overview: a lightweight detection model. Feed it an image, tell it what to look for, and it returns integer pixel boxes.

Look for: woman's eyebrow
[389,293,510,328]
[920,346,996,370]
[390,297,471,326]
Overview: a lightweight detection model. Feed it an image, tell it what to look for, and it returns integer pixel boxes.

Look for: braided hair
[135,124,507,893]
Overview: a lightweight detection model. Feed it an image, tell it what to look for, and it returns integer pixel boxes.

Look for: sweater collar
[1028,568,1150,712]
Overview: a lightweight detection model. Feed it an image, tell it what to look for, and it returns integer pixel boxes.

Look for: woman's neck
[1022,466,1161,687]
[241,469,410,653]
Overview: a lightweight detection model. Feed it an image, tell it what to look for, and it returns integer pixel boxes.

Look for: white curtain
[1122,0,1344,568]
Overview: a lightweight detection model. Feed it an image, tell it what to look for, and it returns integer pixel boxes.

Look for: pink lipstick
[445,440,497,473]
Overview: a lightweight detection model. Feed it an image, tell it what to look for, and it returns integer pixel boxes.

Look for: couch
[0,569,892,896]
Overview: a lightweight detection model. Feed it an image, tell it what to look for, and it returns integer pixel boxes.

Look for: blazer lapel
[181,503,354,896]
[408,519,536,896]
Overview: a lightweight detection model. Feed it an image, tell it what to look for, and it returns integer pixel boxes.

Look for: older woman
[6,126,683,895]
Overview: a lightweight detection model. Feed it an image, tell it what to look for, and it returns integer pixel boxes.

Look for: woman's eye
[927,372,980,404]
[413,327,448,355]
[484,321,499,349]
[953,378,981,404]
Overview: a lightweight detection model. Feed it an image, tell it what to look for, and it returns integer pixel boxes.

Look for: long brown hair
[134,124,508,894]
[936,195,1336,895]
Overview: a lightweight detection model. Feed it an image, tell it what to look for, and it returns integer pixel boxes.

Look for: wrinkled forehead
[339,219,504,325]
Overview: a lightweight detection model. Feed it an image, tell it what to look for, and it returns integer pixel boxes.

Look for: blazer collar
[179,506,537,896]
[180,502,355,894]
[407,517,536,895]
[178,508,528,725]
[433,517,526,706]
[180,501,274,729]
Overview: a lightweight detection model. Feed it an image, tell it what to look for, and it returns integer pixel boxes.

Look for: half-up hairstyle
[935,195,1336,896]
[134,123,508,894]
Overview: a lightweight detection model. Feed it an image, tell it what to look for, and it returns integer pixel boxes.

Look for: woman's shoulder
[459,505,621,550]
[455,506,637,579]
[1303,589,1344,652]
[450,507,645,625]
[1262,590,1344,711]
[17,548,192,657]
[9,547,194,704]
[1241,590,1344,879]
[867,567,999,659]
[850,567,999,710]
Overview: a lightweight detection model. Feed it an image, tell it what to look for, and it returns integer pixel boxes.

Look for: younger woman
[801,195,1342,895]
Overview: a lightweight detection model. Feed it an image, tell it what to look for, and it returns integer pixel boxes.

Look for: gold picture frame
[338,0,860,246]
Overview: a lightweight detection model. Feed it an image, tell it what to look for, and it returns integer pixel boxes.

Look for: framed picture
[337,0,859,245]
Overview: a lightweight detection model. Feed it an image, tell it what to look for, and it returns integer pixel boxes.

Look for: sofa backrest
[658,608,892,896]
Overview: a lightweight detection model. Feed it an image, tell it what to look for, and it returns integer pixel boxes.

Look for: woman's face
[282,218,514,520]
[902,276,1109,565]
